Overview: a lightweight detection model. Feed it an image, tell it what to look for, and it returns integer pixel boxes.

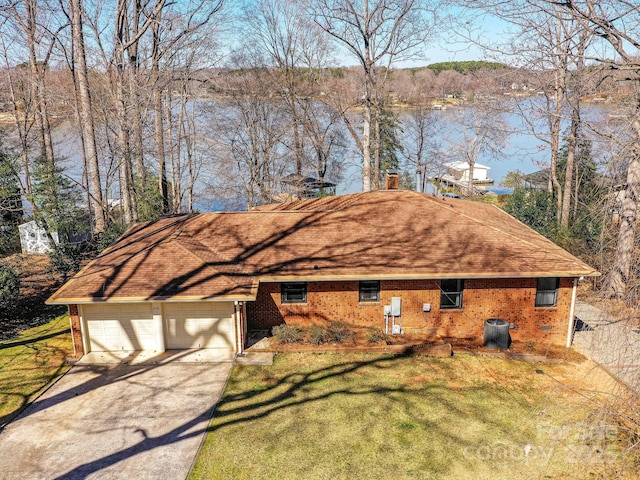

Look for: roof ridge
[258,191,368,212]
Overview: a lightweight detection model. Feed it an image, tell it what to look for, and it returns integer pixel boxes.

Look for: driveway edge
[185,363,234,479]
[0,364,72,431]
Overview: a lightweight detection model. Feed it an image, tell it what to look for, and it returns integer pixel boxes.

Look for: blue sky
[330,7,512,68]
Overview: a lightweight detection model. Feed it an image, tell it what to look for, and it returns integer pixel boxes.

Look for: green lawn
[191,353,633,480]
[0,315,73,426]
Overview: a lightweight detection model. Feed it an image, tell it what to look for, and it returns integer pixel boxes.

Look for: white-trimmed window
[441,279,464,309]
[359,281,380,302]
[281,282,307,303]
[536,278,559,307]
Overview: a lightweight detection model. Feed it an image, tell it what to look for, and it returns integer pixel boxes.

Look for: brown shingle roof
[47,190,599,304]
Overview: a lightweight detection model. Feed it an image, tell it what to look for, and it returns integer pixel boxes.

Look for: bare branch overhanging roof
[47,190,599,304]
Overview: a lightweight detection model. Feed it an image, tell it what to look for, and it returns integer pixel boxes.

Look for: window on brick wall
[440,279,464,309]
[359,280,380,302]
[535,277,559,307]
[281,282,307,303]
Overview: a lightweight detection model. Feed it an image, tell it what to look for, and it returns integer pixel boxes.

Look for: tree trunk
[549,77,564,219]
[182,99,196,213]
[288,93,305,197]
[561,31,586,229]
[362,72,372,192]
[173,89,185,213]
[573,160,579,218]
[4,52,33,198]
[71,0,106,233]
[560,108,579,228]
[26,0,55,167]
[609,104,640,297]
[131,91,146,189]
[129,0,146,191]
[151,18,169,213]
[373,100,381,189]
[114,68,137,223]
[467,137,477,197]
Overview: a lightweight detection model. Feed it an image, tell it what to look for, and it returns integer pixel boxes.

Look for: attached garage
[163,302,236,353]
[83,303,156,352]
[81,302,238,354]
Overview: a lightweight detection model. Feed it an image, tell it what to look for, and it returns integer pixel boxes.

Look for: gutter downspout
[566,278,578,347]
[235,301,245,356]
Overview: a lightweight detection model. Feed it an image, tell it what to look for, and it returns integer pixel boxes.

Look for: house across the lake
[47,190,598,358]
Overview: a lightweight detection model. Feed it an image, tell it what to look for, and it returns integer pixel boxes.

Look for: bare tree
[239,0,335,199]
[310,0,434,191]
[400,106,442,193]
[546,1,640,298]
[68,0,106,232]
[305,105,347,184]
[149,0,224,213]
[454,1,594,223]
[111,0,159,223]
[2,1,60,174]
[12,0,58,169]
[448,98,508,196]
[1,38,35,199]
[207,57,288,209]
[560,27,590,228]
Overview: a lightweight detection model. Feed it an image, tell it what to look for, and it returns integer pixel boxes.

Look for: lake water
[48,99,611,211]
[340,102,611,195]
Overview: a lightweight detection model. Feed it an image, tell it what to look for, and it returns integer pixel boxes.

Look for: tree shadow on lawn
[0,328,68,351]
[0,323,72,428]
[55,353,529,479]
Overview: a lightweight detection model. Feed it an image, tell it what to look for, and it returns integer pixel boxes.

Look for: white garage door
[84,304,156,351]
[164,302,235,351]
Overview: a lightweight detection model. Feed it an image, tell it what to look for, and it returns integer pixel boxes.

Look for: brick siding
[246,278,575,345]
[69,304,84,356]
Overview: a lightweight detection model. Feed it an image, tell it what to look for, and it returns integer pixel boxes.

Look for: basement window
[359,281,380,302]
[281,282,307,303]
[536,277,559,307]
[441,279,464,309]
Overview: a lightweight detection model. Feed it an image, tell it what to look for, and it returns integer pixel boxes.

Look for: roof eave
[254,271,601,282]
[46,294,257,305]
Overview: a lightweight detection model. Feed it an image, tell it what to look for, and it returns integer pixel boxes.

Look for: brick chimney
[385,169,399,190]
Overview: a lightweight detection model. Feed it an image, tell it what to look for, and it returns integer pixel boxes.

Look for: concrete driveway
[573,301,640,394]
[0,363,232,480]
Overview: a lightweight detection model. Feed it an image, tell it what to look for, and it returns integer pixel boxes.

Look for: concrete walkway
[573,301,640,393]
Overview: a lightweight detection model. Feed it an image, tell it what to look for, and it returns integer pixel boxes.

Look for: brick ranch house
[47,190,599,358]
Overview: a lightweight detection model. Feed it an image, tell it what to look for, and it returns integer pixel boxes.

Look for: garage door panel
[84,304,155,352]
[86,320,123,351]
[164,303,235,351]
